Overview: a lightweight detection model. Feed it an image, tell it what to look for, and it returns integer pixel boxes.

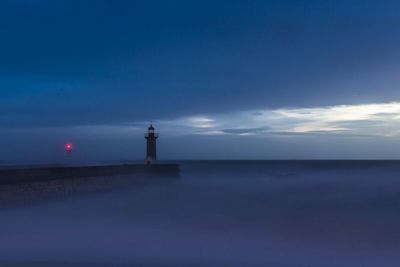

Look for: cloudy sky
[1,0,400,161]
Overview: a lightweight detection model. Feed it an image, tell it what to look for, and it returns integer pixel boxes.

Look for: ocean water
[0,161,400,267]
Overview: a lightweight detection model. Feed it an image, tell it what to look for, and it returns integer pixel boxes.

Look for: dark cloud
[1,0,400,129]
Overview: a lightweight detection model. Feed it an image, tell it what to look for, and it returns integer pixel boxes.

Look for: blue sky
[1,0,400,161]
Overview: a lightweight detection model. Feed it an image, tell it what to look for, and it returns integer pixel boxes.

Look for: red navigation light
[65,143,72,152]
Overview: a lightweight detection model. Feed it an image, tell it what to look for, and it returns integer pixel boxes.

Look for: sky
[1,0,400,162]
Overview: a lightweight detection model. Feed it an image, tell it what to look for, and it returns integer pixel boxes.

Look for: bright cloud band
[155,102,400,137]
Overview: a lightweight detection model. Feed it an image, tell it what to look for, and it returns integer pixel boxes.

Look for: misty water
[0,161,400,267]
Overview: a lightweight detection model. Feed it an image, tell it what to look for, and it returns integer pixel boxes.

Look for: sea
[0,160,399,267]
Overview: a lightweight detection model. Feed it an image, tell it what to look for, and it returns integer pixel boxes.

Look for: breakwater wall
[0,164,180,185]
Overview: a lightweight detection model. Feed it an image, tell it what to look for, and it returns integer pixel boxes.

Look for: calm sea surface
[0,161,399,267]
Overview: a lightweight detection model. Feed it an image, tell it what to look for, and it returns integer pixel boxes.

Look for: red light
[65,143,72,152]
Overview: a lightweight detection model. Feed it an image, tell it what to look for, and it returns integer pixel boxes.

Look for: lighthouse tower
[145,124,158,164]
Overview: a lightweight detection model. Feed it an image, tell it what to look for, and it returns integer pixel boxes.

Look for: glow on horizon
[153,101,400,138]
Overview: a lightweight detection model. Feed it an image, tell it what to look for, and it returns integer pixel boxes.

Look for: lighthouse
[145,124,158,164]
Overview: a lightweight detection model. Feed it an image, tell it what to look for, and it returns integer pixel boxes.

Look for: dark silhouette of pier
[0,124,179,185]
